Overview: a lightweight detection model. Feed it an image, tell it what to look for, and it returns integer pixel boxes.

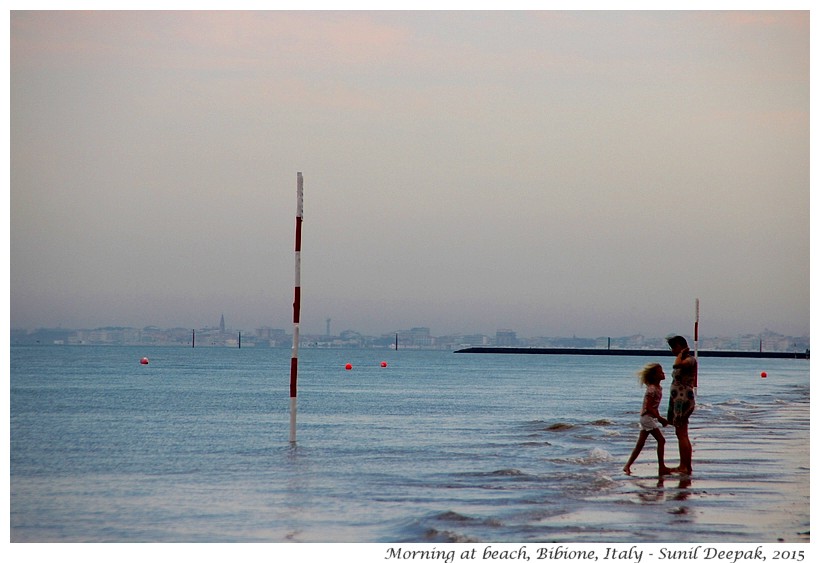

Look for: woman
[666,335,697,475]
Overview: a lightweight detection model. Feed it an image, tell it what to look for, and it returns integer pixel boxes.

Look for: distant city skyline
[10,314,810,341]
[11,12,809,340]
[11,321,808,354]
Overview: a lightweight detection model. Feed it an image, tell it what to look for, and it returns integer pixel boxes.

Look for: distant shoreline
[454,347,809,359]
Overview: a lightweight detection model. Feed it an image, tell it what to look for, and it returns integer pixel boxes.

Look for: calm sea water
[10,345,810,544]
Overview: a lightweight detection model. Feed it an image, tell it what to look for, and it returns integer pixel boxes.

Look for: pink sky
[10,10,810,337]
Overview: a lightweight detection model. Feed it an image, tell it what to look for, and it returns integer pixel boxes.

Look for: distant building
[394,327,434,348]
[738,334,761,351]
[461,334,490,346]
[256,327,288,346]
[496,330,517,346]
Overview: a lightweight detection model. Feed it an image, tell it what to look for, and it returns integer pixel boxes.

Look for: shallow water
[10,346,810,543]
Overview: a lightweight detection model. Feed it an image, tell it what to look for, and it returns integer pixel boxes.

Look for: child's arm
[645,404,668,426]
[644,387,668,426]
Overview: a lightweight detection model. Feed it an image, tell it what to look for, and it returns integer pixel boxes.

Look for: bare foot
[659,466,673,476]
[623,466,632,475]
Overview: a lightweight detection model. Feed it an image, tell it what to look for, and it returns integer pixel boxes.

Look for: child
[623,363,673,476]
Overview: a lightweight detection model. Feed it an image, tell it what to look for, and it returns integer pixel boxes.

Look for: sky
[9,9,810,339]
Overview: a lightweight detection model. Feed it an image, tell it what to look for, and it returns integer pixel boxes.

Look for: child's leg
[623,430,649,474]
[650,428,672,476]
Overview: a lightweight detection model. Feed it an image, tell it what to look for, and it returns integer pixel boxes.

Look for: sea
[9,345,811,557]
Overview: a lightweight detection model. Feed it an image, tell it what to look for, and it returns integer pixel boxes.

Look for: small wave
[423,527,477,543]
[489,468,528,477]
[588,447,613,461]
[432,511,503,528]
[394,513,482,543]
[546,422,575,431]
[455,468,535,480]
[548,447,615,467]
[434,510,476,522]
[521,440,553,447]
[415,511,501,542]
[549,470,621,496]
[591,419,614,426]
[571,448,614,465]
[592,474,618,490]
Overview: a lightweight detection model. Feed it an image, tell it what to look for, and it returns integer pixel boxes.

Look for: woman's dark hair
[666,335,688,349]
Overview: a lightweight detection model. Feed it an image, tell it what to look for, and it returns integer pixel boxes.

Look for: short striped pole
[289,172,303,444]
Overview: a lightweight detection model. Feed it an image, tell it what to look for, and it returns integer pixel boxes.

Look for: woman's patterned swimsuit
[667,352,697,427]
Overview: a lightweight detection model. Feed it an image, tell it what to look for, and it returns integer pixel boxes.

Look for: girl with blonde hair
[623,363,673,476]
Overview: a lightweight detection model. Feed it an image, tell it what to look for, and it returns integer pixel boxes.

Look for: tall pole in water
[290,172,304,444]
[693,298,699,390]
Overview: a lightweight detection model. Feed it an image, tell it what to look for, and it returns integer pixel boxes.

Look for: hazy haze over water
[10,10,809,338]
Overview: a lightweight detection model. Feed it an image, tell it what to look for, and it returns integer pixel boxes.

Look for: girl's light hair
[637,363,662,385]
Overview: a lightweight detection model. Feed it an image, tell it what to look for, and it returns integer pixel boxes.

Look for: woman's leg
[674,424,692,474]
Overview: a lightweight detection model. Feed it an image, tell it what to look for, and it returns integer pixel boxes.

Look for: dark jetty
[454,347,809,359]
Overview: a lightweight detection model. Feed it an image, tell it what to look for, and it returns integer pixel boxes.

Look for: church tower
[219,314,225,334]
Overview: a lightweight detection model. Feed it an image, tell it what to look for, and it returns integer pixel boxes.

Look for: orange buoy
[140,357,149,365]
[380,361,388,368]
[345,363,352,370]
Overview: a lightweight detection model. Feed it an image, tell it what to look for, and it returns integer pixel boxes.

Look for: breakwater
[454,347,809,359]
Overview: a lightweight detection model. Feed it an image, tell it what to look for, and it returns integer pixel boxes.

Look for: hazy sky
[10,10,810,338]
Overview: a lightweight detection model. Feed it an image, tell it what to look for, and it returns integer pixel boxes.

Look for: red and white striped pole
[693,298,699,390]
[289,172,303,443]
